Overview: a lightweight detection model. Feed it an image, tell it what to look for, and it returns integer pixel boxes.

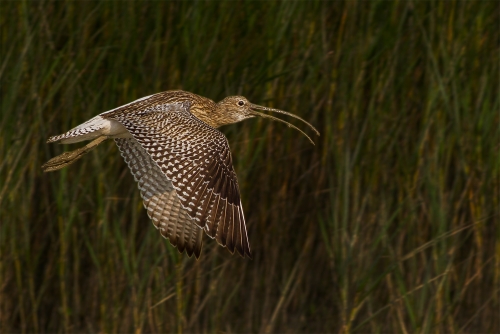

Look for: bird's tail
[42,136,107,172]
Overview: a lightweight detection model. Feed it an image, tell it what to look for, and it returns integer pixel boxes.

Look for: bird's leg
[42,136,107,172]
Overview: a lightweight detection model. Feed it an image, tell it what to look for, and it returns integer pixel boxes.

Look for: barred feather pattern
[115,137,203,258]
[105,100,251,257]
[46,116,107,143]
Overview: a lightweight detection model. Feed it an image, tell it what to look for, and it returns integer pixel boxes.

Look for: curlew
[42,90,319,259]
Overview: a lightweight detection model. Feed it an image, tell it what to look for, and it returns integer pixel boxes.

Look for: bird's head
[216,96,320,144]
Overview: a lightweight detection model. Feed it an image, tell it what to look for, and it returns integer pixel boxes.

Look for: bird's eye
[238,100,245,106]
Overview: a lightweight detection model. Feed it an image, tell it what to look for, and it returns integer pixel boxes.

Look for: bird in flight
[43,90,319,259]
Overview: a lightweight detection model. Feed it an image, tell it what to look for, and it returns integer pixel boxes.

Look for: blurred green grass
[1,1,498,332]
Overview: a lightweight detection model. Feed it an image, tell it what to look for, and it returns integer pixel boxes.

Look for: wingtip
[245,249,252,260]
[233,243,252,259]
[192,239,203,260]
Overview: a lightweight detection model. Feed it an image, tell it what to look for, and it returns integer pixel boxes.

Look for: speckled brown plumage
[115,137,203,258]
[106,95,250,257]
[43,90,319,259]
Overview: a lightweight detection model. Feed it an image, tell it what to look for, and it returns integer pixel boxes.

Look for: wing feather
[115,137,203,258]
[107,101,251,257]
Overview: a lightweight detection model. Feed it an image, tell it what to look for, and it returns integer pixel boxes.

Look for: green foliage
[1,1,498,332]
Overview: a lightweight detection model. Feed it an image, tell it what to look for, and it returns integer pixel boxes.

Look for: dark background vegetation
[1,1,499,333]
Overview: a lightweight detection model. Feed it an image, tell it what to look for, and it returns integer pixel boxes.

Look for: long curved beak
[249,104,320,145]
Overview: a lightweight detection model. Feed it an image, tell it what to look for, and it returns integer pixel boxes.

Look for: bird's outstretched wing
[115,137,203,258]
[106,102,251,258]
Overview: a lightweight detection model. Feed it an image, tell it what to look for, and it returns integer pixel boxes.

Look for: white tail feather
[47,116,130,144]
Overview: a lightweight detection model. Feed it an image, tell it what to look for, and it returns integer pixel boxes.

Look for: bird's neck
[154,90,232,128]
[189,100,223,128]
